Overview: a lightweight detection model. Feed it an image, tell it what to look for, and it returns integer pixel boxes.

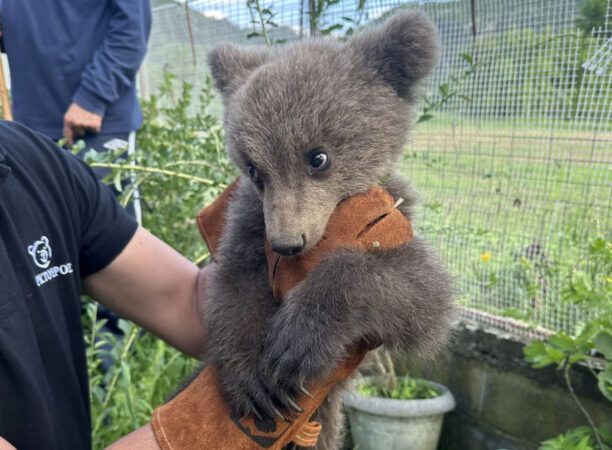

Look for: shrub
[82,73,232,448]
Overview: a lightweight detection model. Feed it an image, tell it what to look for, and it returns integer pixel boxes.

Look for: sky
[182,0,423,31]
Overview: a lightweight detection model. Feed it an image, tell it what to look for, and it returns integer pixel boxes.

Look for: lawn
[402,117,611,334]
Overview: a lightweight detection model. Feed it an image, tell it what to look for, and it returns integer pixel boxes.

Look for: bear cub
[202,11,454,450]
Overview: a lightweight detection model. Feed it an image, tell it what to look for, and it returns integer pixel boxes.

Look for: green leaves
[83,75,230,448]
[417,52,479,125]
[597,365,612,402]
[559,235,611,309]
[525,237,611,449]
[461,52,474,65]
[320,23,343,35]
[524,340,569,369]
[358,377,440,400]
[594,332,612,401]
[539,427,595,450]
[524,330,595,369]
[416,113,434,124]
[594,331,612,359]
[438,83,450,97]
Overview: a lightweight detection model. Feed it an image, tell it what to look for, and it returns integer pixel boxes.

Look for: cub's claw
[299,383,313,398]
[277,390,303,413]
[286,396,303,413]
[272,406,286,421]
[251,404,263,421]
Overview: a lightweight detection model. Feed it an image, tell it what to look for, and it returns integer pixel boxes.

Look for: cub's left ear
[208,44,269,98]
[350,11,439,100]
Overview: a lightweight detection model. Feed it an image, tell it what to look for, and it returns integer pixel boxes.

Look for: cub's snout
[269,234,305,256]
[263,187,337,256]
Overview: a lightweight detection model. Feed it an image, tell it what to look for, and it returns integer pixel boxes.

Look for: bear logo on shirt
[28,236,53,269]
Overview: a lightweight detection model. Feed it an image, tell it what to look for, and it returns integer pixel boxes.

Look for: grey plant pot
[344,379,455,450]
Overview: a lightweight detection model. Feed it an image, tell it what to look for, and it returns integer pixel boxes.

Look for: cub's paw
[216,361,283,421]
[217,358,297,421]
[258,313,348,414]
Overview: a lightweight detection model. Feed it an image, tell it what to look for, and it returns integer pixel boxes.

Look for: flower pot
[344,379,455,450]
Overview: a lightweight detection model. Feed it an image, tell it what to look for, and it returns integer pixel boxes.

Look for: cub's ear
[207,44,269,97]
[350,11,439,100]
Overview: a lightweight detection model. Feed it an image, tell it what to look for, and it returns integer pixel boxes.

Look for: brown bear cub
[202,11,454,449]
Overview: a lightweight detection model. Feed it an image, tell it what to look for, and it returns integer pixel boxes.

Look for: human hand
[63,102,103,146]
[0,435,17,450]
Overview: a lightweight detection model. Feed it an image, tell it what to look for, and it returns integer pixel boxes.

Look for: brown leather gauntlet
[151,181,413,449]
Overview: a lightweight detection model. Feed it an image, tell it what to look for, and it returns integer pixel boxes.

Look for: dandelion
[480,252,492,263]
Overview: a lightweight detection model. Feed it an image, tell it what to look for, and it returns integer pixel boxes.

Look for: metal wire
[142,0,612,337]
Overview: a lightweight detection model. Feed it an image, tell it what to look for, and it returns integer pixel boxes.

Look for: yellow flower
[480,252,492,263]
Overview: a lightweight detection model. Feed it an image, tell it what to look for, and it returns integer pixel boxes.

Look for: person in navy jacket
[0,0,151,150]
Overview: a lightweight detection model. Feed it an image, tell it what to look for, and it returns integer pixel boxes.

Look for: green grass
[84,78,609,445]
[402,117,611,334]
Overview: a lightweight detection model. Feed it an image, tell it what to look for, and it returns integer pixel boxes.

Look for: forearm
[292,242,455,352]
[115,265,209,358]
[91,265,208,359]
[84,227,208,358]
[0,436,16,450]
[106,424,159,450]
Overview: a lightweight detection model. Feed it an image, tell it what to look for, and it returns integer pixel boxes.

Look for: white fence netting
[141,0,612,338]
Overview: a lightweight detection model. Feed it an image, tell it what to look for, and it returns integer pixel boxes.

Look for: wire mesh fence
[141,0,611,338]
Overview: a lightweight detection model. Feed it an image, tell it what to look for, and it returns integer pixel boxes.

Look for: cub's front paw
[258,312,347,413]
[216,361,284,421]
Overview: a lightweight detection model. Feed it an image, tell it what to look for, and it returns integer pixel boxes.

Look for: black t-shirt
[0,121,138,449]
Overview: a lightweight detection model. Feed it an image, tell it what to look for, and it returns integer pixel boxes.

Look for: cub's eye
[247,161,262,184]
[307,148,330,174]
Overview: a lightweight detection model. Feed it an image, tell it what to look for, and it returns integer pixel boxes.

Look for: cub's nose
[270,236,305,256]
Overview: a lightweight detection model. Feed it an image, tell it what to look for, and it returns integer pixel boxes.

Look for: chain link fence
[141,0,611,338]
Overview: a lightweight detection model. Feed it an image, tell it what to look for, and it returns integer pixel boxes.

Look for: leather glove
[151,181,413,450]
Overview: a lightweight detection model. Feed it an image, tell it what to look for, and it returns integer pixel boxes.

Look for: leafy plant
[84,72,233,262]
[523,236,612,450]
[309,0,368,37]
[83,302,199,448]
[358,376,440,400]
[357,348,440,400]
[246,0,278,46]
[81,73,232,448]
[576,0,607,36]
[417,52,480,124]
[540,427,610,450]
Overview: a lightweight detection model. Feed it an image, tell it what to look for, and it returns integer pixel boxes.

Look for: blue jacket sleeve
[73,0,152,116]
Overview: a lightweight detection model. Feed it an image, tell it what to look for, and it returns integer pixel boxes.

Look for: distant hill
[141,1,298,99]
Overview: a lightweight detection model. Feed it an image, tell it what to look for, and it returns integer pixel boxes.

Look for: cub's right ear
[350,11,439,101]
[207,44,269,97]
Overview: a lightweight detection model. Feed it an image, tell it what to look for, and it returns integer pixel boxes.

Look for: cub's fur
[202,11,454,449]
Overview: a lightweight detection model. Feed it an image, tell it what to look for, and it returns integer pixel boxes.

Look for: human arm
[84,226,208,358]
[106,424,158,449]
[0,435,16,450]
